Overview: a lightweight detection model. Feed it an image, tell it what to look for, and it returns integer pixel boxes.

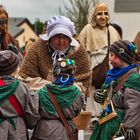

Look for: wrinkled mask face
[94,4,109,28]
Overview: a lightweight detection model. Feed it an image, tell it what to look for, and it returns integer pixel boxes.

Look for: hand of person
[93,89,105,103]
[125,128,136,140]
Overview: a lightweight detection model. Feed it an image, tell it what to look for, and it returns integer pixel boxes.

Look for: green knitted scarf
[0,79,20,106]
[38,84,81,115]
[0,79,20,129]
[123,72,140,91]
[102,72,140,92]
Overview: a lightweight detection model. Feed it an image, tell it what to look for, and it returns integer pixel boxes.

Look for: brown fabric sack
[92,55,109,89]
[91,27,110,89]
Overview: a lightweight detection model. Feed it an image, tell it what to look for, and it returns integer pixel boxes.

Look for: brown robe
[19,38,92,97]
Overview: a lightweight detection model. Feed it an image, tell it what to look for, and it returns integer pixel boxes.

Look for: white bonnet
[39,15,79,46]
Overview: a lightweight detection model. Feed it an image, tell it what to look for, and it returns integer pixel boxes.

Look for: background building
[8,18,37,48]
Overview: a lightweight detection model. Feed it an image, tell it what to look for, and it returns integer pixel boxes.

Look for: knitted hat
[39,15,79,47]
[53,57,76,77]
[0,50,19,76]
[110,40,137,64]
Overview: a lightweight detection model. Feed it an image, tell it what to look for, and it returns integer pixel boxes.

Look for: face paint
[94,3,109,28]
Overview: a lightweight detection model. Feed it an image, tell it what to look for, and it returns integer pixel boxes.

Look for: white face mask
[94,4,109,28]
[96,11,109,28]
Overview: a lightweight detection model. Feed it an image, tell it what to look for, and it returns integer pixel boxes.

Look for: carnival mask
[94,3,110,28]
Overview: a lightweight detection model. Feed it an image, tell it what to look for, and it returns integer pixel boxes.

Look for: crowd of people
[0,2,140,140]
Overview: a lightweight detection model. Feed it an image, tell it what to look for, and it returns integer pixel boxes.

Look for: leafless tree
[59,0,99,33]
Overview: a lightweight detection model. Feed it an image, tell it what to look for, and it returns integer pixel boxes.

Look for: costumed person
[0,50,39,140]
[90,40,140,140]
[78,2,121,127]
[31,57,85,140]
[0,5,8,19]
[0,8,23,63]
[18,15,91,97]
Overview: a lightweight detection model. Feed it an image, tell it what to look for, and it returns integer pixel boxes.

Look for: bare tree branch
[59,0,97,33]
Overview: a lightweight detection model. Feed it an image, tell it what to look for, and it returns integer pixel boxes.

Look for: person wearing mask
[0,8,23,63]
[78,2,121,127]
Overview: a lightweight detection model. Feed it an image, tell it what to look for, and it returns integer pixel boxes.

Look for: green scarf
[0,79,20,129]
[123,73,140,91]
[38,84,81,115]
[0,79,20,106]
[102,72,140,91]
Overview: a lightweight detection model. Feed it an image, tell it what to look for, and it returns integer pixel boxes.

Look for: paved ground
[78,130,92,140]
[84,130,92,140]
[28,129,92,140]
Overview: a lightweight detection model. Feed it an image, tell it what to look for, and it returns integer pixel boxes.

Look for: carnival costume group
[0,3,140,140]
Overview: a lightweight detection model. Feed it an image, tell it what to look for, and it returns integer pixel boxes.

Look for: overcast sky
[1,0,69,23]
